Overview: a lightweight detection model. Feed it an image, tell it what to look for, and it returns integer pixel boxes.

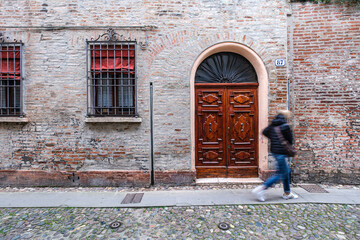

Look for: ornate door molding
[195,84,258,178]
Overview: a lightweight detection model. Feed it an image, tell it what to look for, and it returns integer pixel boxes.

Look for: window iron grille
[86,30,137,117]
[0,38,23,117]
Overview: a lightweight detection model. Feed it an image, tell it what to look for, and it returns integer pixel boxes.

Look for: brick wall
[2,0,358,186]
[289,2,360,184]
[0,0,291,187]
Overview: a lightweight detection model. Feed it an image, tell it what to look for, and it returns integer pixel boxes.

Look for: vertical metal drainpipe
[287,10,293,184]
[150,82,155,185]
[288,79,291,111]
[288,76,292,184]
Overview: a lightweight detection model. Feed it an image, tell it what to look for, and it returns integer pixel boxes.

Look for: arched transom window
[195,52,257,84]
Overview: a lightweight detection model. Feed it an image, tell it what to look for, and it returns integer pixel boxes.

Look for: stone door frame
[190,42,269,178]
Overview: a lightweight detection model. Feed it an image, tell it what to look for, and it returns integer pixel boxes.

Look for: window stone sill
[85,117,142,123]
[0,117,30,123]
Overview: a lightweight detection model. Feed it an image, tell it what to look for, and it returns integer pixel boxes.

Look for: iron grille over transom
[86,35,137,117]
[0,40,23,116]
[195,52,258,83]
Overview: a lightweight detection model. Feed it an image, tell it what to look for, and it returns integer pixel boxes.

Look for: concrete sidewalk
[0,186,359,208]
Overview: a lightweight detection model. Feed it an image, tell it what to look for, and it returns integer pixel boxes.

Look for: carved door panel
[195,88,227,178]
[195,85,258,178]
[227,88,258,178]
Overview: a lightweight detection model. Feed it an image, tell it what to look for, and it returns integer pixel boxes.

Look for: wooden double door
[195,83,258,178]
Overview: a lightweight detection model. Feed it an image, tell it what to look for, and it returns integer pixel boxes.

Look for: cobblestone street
[0,204,359,240]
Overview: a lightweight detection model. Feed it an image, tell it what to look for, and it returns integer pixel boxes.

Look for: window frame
[86,40,137,117]
[0,40,24,117]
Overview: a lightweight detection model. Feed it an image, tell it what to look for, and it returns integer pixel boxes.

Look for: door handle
[241,123,244,132]
[209,123,212,132]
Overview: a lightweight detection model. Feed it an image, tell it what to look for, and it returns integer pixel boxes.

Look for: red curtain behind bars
[1,46,21,79]
[90,44,135,72]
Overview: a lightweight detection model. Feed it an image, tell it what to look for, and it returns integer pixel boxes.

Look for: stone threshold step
[196,178,263,185]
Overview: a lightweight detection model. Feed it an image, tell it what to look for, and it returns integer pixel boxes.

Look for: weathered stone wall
[289,1,360,184]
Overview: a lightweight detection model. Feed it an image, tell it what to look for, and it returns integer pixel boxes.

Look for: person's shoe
[282,192,298,200]
[252,185,266,202]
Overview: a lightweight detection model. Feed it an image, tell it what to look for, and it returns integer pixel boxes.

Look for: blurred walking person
[252,110,298,202]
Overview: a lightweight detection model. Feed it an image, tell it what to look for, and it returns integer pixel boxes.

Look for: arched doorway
[194,52,259,178]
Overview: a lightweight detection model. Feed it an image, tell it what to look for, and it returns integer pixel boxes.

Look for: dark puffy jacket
[262,114,294,155]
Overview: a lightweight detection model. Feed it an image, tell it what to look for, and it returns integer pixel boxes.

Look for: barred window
[87,42,137,117]
[0,42,23,116]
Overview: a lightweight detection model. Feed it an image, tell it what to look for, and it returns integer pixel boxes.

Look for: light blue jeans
[264,153,291,193]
